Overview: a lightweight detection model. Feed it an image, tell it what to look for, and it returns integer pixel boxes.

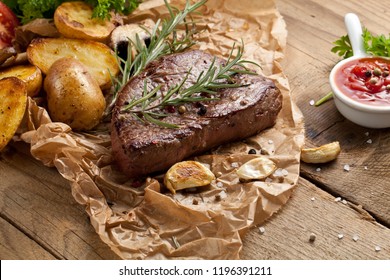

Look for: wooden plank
[277,0,390,225]
[241,177,390,259]
[0,217,55,260]
[0,143,120,260]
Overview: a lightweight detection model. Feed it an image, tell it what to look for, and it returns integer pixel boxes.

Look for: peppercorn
[369,77,379,84]
[248,148,257,154]
[178,105,187,114]
[197,104,207,115]
[365,70,372,77]
[373,68,382,76]
[240,99,248,106]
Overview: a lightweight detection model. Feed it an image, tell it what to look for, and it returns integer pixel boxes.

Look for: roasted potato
[44,57,106,131]
[54,1,116,42]
[0,64,42,97]
[0,77,27,151]
[27,37,119,89]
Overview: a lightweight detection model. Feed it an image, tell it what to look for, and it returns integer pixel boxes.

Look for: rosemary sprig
[106,0,205,114]
[122,43,259,128]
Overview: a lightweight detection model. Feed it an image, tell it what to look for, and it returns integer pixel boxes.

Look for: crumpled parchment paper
[17,0,305,259]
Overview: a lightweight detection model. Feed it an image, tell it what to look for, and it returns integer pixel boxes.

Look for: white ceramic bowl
[329,13,390,129]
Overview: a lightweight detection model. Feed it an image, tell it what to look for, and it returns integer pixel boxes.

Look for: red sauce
[335,57,390,106]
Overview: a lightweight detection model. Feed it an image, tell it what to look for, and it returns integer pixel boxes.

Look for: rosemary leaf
[143,112,180,129]
[122,83,162,111]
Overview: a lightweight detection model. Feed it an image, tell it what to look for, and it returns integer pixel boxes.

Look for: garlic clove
[164,161,215,194]
[301,141,341,164]
[236,156,277,180]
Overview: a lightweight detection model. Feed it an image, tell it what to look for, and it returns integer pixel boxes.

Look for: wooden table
[1,0,390,260]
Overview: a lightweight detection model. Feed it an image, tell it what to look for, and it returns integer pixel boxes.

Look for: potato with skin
[0,64,42,97]
[27,37,119,89]
[44,57,106,131]
[54,1,116,42]
[0,77,27,151]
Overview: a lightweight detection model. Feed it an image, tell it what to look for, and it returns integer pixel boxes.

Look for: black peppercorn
[248,148,257,154]
[365,70,372,77]
[197,104,207,115]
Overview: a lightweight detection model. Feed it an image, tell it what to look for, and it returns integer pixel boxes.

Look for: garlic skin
[236,157,277,180]
[164,161,216,194]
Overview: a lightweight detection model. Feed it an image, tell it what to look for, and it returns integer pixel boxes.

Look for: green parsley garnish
[3,0,140,24]
[331,28,390,59]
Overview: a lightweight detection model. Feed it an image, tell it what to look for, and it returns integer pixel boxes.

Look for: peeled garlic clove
[301,141,341,164]
[236,157,277,180]
[164,161,216,194]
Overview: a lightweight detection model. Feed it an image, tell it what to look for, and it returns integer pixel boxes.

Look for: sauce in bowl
[334,57,390,106]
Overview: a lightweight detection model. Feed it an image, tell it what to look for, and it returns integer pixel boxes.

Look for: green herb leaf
[331,34,353,58]
[85,0,140,20]
[363,28,390,57]
[6,0,140,24]
[331,28,390,59]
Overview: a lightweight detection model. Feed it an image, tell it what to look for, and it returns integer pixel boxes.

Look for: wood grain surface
[1,0,389,260]
[278,0,390,228]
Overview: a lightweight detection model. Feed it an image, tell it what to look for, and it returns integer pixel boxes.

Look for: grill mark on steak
[111,50,282,178]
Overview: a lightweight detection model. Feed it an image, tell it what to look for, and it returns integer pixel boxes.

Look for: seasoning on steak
[111,50,282,178]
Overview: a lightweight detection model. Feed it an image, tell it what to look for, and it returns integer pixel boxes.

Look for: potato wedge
[54,1,116,42]
[27,37,119,89]
[44,57,106,131]
[0,64,42,97]
[0,77,27,151]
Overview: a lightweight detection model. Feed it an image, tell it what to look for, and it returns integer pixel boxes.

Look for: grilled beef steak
[111,50,282,178]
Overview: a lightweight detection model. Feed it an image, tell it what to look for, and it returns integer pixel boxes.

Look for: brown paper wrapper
[17,0,304,259]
